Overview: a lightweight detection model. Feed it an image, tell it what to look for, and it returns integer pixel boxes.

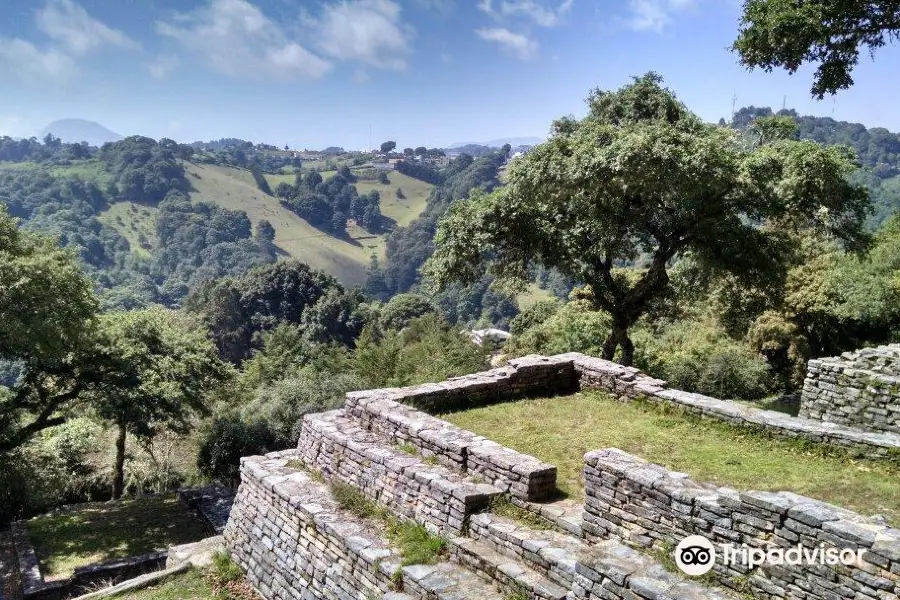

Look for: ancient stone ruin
[224,353,900,600]
[801,344,900,436]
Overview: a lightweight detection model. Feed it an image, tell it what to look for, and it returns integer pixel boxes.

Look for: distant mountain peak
[40,119,123,147]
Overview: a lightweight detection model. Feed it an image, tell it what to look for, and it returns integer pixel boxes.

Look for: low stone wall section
[352,354,577,414]
[558,352,900,457]
[345,392,557,501]
[224,452,409,600]
[297,409,502,535]
[583,447,900,600]
[801,345,900,435]
[223,452,501,600]
[176,484,235,535]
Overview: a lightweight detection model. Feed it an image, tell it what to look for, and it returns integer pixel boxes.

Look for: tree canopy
[88,307,230,497]
[733,0,900,98]
[0,207,105,452]
[425,73,870,365]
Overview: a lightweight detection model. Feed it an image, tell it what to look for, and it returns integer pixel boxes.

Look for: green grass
[97,202,159,258]
[516,283,554,310]
[49,160,114,187]
[26,495,209,580]
[108,568,215,600]
[442,391,900,523]
[488,497,552,531]
[386,521,447,567]
[330,481,385,520]
[186,163,431,286]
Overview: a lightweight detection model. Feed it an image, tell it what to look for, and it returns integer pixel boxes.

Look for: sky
[1,0,899,150]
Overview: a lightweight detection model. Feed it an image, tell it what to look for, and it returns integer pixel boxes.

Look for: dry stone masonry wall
[801,344,900,436]
[223,349,900,600]
[583,448,900,600]
[298,409,502,535]
[346,390,557,501]
[224,452,421,600]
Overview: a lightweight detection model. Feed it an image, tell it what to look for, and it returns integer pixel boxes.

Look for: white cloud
[0,0,135,85]
[310,0,413,70]
[353,69,371,83]
[626,0,695,32]
[0,37,78,83]
[478,0,573,27]
[36,0,138,55]
[147,54,179,80]
[475,27,537,60]
[156,0,332,81]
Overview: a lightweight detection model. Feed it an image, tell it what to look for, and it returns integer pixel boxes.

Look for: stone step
[400,562,505,600]
[297,409,503,535]
[509,497,584,536]
[468,512,582,589]
[346,390,558,501]
[449,537,569,600]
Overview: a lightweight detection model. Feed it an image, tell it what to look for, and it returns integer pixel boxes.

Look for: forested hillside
[731,106,900,226]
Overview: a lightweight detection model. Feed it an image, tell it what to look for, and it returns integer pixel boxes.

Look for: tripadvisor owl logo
[675,535,716,576]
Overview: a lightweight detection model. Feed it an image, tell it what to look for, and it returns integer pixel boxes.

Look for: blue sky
[1,0,899,150]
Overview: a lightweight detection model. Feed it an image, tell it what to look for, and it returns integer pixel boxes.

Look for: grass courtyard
[442,391,900,524]
[27,495,209,580]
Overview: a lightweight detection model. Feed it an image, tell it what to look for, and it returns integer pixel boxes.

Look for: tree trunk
[112,423,127,500]
[601,322,635,366]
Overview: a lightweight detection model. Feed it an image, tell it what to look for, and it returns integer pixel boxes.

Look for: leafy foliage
[87,307,231,497]
[277,171,382,233]
[353,314,489,388]
[733,0,900,98]
[196,417,273,482]
[99,136,188,204]
[426,73,870,365]
[185,260,366,363]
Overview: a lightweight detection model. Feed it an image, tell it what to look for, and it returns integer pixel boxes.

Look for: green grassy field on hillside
[97,202,158,258]
[186,163,433,286]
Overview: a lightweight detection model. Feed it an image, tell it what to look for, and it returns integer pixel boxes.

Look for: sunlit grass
[27,495,208,580]
[443,391,900,523]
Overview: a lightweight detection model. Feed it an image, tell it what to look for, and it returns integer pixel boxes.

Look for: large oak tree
[425,74,870,366]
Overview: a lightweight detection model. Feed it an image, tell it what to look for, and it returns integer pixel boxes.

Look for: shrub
[197,417,274,482]
[241,367,365,448]
[380,293,438,331]
[505,300,611,357]
[632,317,776,400]
[0,418,105,523]
[353,315,489,388]
[509,299,561,336]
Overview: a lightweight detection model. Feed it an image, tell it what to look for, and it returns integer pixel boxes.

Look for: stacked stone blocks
[298,409,503,536]
[345,392,557,501]
[223,452,499,600]
[583,448,900,599]
[801,344,900,435]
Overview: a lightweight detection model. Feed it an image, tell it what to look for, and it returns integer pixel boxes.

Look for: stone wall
[224,452,412,600]
[297,409,502,535]
[801,345,900,435]
[343,352,900,458]
[358,354,578,414]
[346,390,557,501]
[10,520,167,600]
[582,448,900,600]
